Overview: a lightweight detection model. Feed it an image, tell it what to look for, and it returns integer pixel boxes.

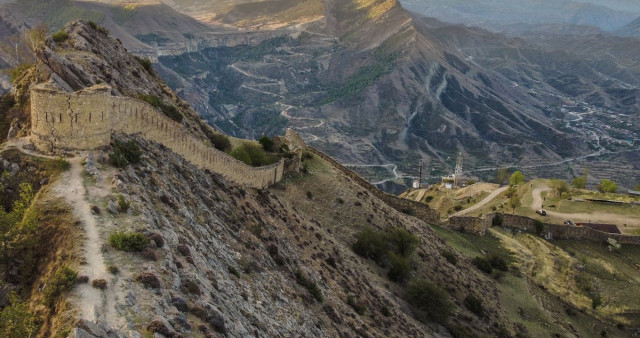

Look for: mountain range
[0,0,638,191]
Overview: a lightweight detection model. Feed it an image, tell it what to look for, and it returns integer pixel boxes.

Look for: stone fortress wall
[30,83,284,189]
[451,212,640,245]
[304,145,440,224]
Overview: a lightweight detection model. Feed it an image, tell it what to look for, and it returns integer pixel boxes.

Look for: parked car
[564,220,576,227]
[536,209,547,216]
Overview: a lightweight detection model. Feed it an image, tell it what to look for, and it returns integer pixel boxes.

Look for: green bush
[592,293,602,309]
[44,266,78,306]
[117,194,130,212]
[258,135,275,152]
[387,227,419,258]
[0,292,40,337]
[442,250,457,265]
[488,254,508,272]
[109,140,142,168]
[137,94,183,122]
[352,228,387,263]
[109,231,149,252]
[210,133,231,152]
[135,56,153,74]
[404,279,454,323]
[464,294,484,317]
[472,257,493,274]
[387,251,412,282]
[9,63,32,84]
[51,30,69,43]
[231,142,279,167]
[295,269,323,302]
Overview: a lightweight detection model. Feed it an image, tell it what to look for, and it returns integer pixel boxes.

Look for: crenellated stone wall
[30,83,284,189]
[304,145,440,224]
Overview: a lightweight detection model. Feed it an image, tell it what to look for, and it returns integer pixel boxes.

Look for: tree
[508,195,521,214]
[258,135,274,152]
[550,179,569,197]
[572,176,586,189]
[598,179,617,193]
[494,168,509,185]
[509,171,525,186]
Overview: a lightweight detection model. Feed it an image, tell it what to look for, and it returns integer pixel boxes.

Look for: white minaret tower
[454,152,463,187]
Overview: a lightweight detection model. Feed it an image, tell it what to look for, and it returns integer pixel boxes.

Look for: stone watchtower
[31,83,114,152]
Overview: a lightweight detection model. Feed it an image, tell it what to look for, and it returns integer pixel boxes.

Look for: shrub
[140,247,157,261]
[136,56,153,73]
[228,265,240,278]
[453,205,463,212]
[488,254,508,272]
[137,94,183,122]
[9,63,32,84]
[404,279,453,323]
[425,196,434,202]
[117,194,130,212]
[387,251,412,282]
[295,269,323,302]
[442,251,457,265]
[135,273,161,288]
[77,275,89,283]
[352,228,387,263]
[336,197,344,204]
[52,30,69,43]
[109,140,142,168]
[346,296,366,315]
[109,231,149,252]
[107,265,119,274]
[210,133,231,152]
[0,292,40,337]
[592,293,602,309]
[387,227,419,258]
[381,305,392,317]
[183,280,201,295]
[231,142,278,167]
[464,294,484,317]
[258,135,274,152]
[472,257,493,274]
[92,279,107,290]
[149,233,164,248]
[306,191,313,199]
[88,21,97,29]
[44,266,78,306]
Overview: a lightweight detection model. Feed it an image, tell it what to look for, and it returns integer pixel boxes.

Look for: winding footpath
[3,138,124,328]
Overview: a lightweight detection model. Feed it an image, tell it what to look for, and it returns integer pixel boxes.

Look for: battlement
[30,84,284,189]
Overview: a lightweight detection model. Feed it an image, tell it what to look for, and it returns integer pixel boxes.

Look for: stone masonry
[30,83,284,189]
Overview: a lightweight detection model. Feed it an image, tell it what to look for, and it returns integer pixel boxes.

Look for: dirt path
[414,189,427,202]
[56,158,115,323]
[452,186,508,216]
[530,187,552,211]
[529,185,640,228]
[4,138,125,327]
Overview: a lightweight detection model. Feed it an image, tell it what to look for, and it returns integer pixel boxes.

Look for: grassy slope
[434,225,638,336]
